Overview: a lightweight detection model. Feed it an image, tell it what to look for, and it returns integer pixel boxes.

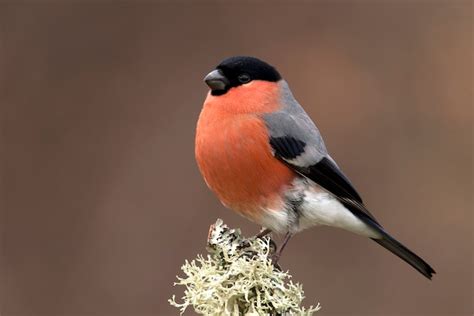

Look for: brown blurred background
[1,2,472,316]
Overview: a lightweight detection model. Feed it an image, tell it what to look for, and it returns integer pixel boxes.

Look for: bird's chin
[210,88,228,96]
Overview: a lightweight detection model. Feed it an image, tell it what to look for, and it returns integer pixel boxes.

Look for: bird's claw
[270,253,282,271]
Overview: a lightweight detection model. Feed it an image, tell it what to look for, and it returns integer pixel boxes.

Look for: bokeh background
[1,2,472,316]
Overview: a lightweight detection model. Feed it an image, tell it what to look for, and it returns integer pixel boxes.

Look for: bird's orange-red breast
[195,80,294,221]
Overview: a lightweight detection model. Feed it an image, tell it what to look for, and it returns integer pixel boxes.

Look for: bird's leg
[271,232,293,265]
[252,228,277,254]
[255,228,272,239]
[239,228,273,251]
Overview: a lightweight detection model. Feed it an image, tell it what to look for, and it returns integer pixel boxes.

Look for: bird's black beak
[204,69,229,92]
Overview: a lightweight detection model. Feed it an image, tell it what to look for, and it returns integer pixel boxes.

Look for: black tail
[372,231,436,280]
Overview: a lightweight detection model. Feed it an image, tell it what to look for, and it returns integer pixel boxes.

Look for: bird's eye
[238,74,251,83]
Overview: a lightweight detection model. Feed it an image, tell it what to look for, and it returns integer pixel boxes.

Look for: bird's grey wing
[262,111,381,226]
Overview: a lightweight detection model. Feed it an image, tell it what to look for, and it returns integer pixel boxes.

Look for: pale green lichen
[169,219,321,315]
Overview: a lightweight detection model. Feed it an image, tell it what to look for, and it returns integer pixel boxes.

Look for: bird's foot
[254,228,272,239]
[245,236,277,255]
[270,253,282,270]
[250,228,277,254]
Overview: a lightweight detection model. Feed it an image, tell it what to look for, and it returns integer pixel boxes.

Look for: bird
[195,56,435,280]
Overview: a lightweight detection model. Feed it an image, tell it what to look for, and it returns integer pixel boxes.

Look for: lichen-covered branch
[169,219,321,315]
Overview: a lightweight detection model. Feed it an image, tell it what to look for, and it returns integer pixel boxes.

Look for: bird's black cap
[204,56,281,95]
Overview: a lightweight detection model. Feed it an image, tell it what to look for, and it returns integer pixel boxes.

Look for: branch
[169,219,321,315]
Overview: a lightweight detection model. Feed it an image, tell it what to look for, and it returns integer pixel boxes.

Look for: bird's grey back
[261,80,328,167]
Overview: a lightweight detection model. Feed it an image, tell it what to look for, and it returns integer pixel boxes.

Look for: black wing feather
[295,158,382,226]
[269,136,381,226]
[269,136,306,160]
[304,157,363,203]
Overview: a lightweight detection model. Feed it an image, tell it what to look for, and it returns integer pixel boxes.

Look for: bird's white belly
[297,187,379,238]
[259,180,379,238]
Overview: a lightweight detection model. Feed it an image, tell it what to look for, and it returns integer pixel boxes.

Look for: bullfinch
[195,56,435,280]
